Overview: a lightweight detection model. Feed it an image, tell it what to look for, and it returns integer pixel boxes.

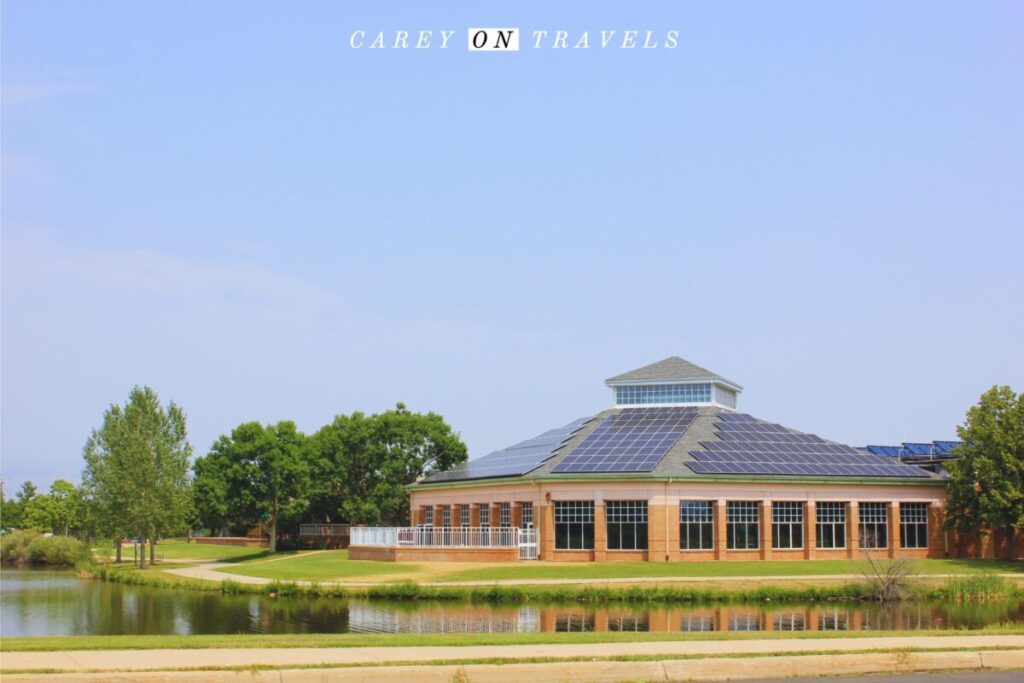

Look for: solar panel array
[687,412,930,478]
[863,441,961,458]
[551,407,697,473]
[425,417,593,482]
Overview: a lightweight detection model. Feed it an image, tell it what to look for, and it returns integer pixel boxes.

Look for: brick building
[349,357,949,562]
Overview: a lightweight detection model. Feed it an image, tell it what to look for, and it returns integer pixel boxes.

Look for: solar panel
[902,442,936,456]
[687,413,929,478]
[424,417,593,482]
[551,407,697,473]
[933,441,960,455]
[865,445,904,457]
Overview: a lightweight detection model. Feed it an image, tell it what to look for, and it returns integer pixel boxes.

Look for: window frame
[500,502,511,528]
[554,500,595,550]
[605,500,649,551]
[771,501,804,550]
[679,500,714,550]
[899,502,929,549]
[521,502,533,529]
[423,507,434,527]
[859,502,889,549]
[460,504,470,528]
[726,501,760,550]
[478,505,490,528]
[815,502,847,549]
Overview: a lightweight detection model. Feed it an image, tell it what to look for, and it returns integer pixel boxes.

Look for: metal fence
[299,524,351,537]
[350,526,519,548]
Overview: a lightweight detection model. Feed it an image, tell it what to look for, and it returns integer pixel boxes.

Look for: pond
[2,569,1022,637]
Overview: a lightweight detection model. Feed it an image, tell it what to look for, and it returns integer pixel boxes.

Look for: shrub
[1,531,83,566]
[942,573,1010,601]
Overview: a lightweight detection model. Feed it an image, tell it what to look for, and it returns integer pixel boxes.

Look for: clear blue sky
[2,2,1022,492]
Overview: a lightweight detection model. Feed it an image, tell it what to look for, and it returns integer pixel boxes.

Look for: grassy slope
[94,538,271,562]
[217,553,1023,583]
[5,628,1022,652]
[216,549,422,580]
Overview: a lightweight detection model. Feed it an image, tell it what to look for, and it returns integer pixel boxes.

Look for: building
[349,357,949,562]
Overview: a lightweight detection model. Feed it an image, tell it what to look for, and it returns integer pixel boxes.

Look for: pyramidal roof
[605,356,740,388]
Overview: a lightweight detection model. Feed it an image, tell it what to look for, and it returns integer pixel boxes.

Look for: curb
[3,649,1022,683]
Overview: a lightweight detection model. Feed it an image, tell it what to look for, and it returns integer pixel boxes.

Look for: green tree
[82,386,193,568]
[313,403,467,525]
[201,421,309,552]
[945,385,1024,559]
[191,452,230,535]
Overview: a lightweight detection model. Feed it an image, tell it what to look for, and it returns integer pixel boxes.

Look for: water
[2,569,1021,637]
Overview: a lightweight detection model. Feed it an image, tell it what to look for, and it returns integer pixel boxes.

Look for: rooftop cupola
[604,356,742,409]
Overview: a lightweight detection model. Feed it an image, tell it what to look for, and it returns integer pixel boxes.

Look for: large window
[500,502,511,528]
[521,502,533,528]
[727,501,759,550]
[423,507,434,527]
[816,502,847,549]
[859,502,888,548]
[460,504,470,527]
[614,383,712,405]
[606,501,648,550]
[441,507,451,528]
[772,502,804,549]
[900,503,928,549]
[555,501,594,550]
[478,506,490,528]
[680,501,714,550]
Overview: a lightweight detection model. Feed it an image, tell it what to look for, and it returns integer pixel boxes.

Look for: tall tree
[82,386,193,568]
[945,386,1024,559]
[202,421,309,552]
[313,403,467,525]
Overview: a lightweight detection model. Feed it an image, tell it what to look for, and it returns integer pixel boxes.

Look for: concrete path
[5,634,1023,673]
[163,562,1023,587]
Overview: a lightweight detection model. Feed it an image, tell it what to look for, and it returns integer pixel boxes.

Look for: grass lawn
[95,538,270,563]
[217,550,422,581]
[5,627,1022,652]
[437,558,1024,583]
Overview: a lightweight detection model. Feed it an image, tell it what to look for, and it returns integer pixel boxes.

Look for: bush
[942,573,1011,601]
[1,530,84,566]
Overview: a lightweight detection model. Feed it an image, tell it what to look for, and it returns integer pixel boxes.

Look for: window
[441,507,451,528]
[771,502,804,549]
[727,501,759,550]
[554,501,594,550]
[772,612,806,631]
[423,507,434,527]
[521,502,533,528]
[606,501,648,550]
[460,504,470,527]
[728,612,762,631]
[479,506,490,528]
[859,502,888,548]
[680,501,714,550]
[614,383,712,405]
[816,502,847,549]
[900,503,928,549]
[500,502,511,528]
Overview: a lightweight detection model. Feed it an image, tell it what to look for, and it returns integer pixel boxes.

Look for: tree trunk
[270,515,278,553]
[139,535,147,569]
[150,534,156,564]
[114,539,122,563]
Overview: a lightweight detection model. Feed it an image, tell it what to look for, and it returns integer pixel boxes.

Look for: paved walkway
[5,634,1022,673]
[163,562,1023,587]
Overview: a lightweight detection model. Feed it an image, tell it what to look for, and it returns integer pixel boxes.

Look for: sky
[2,2,1022,492]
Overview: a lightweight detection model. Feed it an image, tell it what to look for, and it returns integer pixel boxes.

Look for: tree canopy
[82,386,193,567]
[945,385,1024,559]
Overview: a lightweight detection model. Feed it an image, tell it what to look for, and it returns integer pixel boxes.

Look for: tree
[945,386,1024,559]
[82,386,193,568]
[201,421,309,552]
[313,403,467,525]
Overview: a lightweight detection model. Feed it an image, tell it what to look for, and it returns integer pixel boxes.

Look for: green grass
[5,627,1022,652]
[438,558,1024,583]
[217,549,421,580]
[94,538,270,563]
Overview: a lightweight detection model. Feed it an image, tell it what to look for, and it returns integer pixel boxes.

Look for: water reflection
[2,570,1022,638]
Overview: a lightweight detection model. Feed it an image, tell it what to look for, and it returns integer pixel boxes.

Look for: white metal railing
[350,526,520,548]
[299,524,351,537]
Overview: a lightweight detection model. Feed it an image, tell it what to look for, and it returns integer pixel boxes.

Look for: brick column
[666,501,680,562]
[433,505,445,528]
[411,507,424,526]
[888,502,899,558]
[539,504,554,560]
[760,501,773,560]
[928,503,945,558]
[804,501,817,560]
[714,500,727,560]
[847,502,859,559]
[511,502,523,529]
[470,503,481,528]
[593,502,607,562]
[648,503,668,562]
